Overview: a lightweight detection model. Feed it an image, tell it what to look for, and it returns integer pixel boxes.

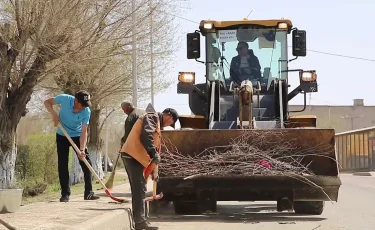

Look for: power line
[166,14,375,62]
[162,11,199,24]
[306,49,375,62]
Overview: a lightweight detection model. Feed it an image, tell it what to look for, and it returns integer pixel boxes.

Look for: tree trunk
[0,32,66,189]
[87,106,104,180]
[70,153,84,185]
[87,145,104,180]
[0,93,21,189]
[0,134,17,189]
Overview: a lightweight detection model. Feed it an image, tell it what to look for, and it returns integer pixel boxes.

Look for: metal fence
[335,126,375,172]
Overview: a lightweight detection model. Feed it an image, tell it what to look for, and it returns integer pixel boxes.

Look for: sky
[149,0,375,118]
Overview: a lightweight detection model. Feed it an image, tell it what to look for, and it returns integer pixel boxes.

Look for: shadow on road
[81,207,126,211]
[149,203,326,224]
[96,192,146,198]
[93,193,327,224]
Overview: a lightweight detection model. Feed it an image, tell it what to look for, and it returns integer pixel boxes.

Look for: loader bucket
[160,128,339,176]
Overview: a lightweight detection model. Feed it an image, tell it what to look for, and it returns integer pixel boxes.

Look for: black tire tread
[293,201,324,215]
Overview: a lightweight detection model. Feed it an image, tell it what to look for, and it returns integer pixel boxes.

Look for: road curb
[353,172,375,176]
[69,208,134,230]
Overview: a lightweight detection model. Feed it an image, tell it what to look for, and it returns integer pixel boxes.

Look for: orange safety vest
[121,113,161,168]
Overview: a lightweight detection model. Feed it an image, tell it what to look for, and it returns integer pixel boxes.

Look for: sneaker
[84,192,100,200]
[60,195,69,202]
[135,221,158,230]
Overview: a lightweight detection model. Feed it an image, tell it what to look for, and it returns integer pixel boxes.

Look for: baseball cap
[75,90,92,107]
[163,108,179,124]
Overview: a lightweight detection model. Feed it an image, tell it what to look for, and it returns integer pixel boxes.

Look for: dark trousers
[56,133,93,197]
[121,153,147,224]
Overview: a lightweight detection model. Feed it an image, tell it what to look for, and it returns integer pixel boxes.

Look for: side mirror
[187,32,200,59]
[292,30,306,57]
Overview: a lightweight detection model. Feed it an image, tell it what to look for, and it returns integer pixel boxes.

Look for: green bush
[16,144,30,181]
[16,134,59,184]
[22,180,48,197]
[16,133,77,196]
[27,133,59,184]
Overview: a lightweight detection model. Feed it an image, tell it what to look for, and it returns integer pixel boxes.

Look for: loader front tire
[293,201,324,215]
[148,200,170,215]
[173,201,201,215]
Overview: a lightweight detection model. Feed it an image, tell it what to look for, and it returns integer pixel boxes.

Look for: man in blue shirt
[44,90,100,202]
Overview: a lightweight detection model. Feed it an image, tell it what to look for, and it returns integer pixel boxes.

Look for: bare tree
[35,0,189,183]
[0,0,158,188]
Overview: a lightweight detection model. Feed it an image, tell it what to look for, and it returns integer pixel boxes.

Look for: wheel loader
[151,18,341,216]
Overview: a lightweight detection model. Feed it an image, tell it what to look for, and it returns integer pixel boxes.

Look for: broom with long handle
[105,151,121,190]
[0,218,16,230]
[57,123,129,203]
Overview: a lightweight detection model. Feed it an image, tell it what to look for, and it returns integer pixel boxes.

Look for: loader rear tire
[293,201,324,215]
[277,197,293,212]
[173,201,201,215]
[148,200,170,215]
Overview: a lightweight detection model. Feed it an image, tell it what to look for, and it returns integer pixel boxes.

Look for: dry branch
[159,131,335,179]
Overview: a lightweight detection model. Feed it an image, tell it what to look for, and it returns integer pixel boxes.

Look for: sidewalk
[352,171,375,176]
[0,182,152,230]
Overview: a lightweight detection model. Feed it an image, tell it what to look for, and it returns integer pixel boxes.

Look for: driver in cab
[229,41,261,86]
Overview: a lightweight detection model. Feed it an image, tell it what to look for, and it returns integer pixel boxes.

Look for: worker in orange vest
[120,108,179,230]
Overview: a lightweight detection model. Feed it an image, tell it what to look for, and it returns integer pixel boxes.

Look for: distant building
[289,99,375,133]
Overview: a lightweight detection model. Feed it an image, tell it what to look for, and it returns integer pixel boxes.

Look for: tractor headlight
[300,70,317,82]
[278,22,288,29]
[203,23,213,30]
[178,72,195,84]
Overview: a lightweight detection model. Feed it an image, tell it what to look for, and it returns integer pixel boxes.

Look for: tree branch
[98,108,117,134]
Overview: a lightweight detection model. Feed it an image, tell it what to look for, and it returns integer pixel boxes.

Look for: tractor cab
[178,19,318,129]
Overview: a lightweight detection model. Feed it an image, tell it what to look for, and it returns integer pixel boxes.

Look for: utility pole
[104,108,108,173]
[132,0,138,107]
[149,0,154,106]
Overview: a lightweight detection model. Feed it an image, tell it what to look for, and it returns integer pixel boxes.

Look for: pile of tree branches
[159,131,335,179]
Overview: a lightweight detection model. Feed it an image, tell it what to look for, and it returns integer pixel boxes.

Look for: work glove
[151,154,160,182]
[143,153,160,180]
[151,153,161,165]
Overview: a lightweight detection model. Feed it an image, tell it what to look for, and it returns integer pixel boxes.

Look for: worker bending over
[44,90,100,202]
[120,108,179,230]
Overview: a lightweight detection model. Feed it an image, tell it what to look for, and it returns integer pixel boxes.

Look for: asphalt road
[149,174,375,230]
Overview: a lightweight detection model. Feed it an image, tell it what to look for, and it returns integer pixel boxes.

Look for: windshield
[206,28,288,88]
